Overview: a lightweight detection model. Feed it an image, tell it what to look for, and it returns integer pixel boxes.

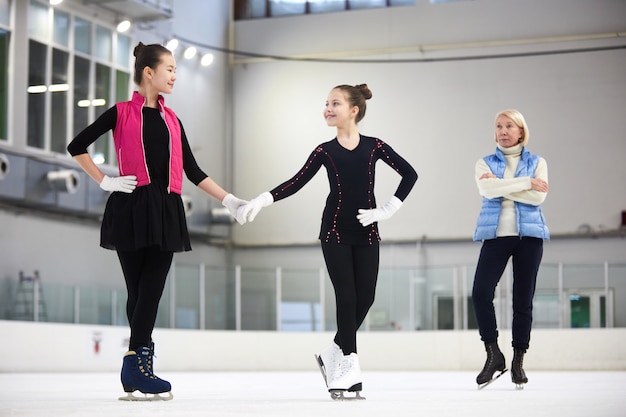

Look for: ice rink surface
[1,371,625,417]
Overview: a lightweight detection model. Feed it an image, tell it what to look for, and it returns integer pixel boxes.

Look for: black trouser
[321,241,380,355]
[117,246,173,351]
[472,236,543,351]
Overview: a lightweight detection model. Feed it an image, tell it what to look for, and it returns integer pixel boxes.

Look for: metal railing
[3,262,625,331]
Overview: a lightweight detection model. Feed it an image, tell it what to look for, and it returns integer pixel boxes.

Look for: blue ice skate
[119,346,173,401]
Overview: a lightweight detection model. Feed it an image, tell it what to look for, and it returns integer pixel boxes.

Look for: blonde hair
[495,109,529,146]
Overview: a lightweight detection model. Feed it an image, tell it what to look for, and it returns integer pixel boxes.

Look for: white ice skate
[327,353,365,401]
[315,342,342,387]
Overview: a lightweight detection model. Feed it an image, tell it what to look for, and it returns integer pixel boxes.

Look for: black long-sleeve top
[67,105,206,252]
[67,106,208,186]
[270,135,418,245]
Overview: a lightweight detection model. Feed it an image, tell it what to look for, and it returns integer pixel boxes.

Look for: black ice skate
[118,346,173,401]
[476,341,507,390]
[511,349,528,390]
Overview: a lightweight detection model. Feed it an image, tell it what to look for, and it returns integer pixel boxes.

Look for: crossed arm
[475,158,549,205]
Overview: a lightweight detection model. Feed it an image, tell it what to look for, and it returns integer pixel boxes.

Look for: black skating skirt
[100,180,191,253]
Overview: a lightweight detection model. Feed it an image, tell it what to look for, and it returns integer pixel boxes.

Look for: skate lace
[138,349,157,379]
[479,345,502,377]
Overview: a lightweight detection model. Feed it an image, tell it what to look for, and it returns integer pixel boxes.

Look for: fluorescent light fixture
[27,85,47,93]
[77,99,91,107]
[49,0,63,5]
[91,99,106,106]
[48,83,69,92]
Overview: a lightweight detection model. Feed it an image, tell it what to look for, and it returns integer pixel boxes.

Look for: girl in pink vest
[68,42,247,401]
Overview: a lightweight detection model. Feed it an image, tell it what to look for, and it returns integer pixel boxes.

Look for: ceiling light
[49,0,63,5]
[117,19,131,33]
[183,46,197,60]
[165,39,179,52]
[200,53,214,67]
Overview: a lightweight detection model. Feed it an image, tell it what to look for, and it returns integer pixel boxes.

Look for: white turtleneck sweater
[475,144,548,237]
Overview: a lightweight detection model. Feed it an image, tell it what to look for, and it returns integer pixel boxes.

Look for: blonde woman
[472,109,549,390]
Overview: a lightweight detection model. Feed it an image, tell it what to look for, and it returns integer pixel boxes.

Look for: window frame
[25,0,132,166]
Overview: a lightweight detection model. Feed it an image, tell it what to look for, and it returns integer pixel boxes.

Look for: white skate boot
[315,342,342,387]
[327,353,365,400]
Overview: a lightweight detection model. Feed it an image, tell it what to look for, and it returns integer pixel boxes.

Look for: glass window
[237,0,415,19]
[73,56,89,140]
[53,9,70,47]
[50,48,68,154]
[115,69,130,102]
[95,25,112,61]
[0,29,8,140]
[116,34,131,67]
[27,40,47,149]
[92,63,110,164]
[0,0,10,26]
[74,17,91,55]
[28,0,49,40]
[248,0,267,18]
[22,2,130,159]
[309,1,345,14]
[349,0,386,9]
[270,0,306,17]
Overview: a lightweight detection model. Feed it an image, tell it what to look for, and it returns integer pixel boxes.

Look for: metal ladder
[11,270,48,321]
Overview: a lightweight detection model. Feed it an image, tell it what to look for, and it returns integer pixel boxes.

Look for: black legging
[321,241,380,355]
[117,246,173,351]
[472,236,543,350]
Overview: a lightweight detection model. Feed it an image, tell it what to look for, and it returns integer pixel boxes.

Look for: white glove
[99,175,137,193]
[222,193,248,225]
[357,196,403,226]
[239,191,273,222]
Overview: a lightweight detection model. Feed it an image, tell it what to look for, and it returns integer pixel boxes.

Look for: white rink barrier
[0,320,624,372]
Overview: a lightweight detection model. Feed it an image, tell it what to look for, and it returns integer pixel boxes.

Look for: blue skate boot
[119,346,173,401]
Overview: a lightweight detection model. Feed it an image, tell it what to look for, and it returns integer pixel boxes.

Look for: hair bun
[133,42,145,58]
[355,84,372,100]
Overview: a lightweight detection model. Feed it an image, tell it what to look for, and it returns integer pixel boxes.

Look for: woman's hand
[530,178,548,192]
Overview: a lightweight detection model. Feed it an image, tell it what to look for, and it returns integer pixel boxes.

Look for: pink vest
[114,91,183,194]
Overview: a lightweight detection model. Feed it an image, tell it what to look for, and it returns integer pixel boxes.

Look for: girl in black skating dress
[68,42,246,400]
[240,84,418,398]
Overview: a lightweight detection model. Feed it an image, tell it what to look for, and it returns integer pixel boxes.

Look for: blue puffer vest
[473,147,549,241]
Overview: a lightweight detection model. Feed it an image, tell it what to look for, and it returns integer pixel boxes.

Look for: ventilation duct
[0,153,8,180]
[46,169,80,194]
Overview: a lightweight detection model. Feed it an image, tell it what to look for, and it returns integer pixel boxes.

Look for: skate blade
[477,369,508,390]
[118,391,173,401]
[329,389,365,401]
[314,354,329,387]
[514,383,526,390]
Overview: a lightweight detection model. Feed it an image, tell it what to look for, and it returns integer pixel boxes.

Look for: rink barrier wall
[1,320,624,372]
